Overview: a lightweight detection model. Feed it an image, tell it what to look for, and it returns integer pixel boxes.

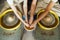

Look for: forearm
[30,1,56,28]
[7,0,29,27]
[29,0,37,24]
[23,0,28,22]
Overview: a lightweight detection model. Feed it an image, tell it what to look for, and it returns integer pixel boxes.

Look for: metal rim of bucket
[0,9,22,30]
[37,9,59,30]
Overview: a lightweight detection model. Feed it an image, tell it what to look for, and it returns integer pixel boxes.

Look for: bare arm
[29,0,37,24]
[23,0,28,23]
[30,1,56,28]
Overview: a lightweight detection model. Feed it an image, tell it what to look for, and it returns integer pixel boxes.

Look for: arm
[23,0,28,23]
[7,0,29,27]
[30,0,57,28]
[29,0,37,24]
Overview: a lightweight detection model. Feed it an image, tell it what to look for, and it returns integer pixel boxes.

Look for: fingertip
[30,26,34,28]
